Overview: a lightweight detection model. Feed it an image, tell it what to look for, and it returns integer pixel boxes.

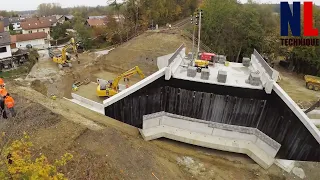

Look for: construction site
[0,19,320,179]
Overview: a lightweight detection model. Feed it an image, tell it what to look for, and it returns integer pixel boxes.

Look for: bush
[0,133,73,179]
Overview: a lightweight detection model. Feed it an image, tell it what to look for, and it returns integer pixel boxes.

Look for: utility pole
[197,9,203,56]
[191,15,196,60]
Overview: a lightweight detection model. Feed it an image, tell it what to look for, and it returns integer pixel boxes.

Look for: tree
[108,0,125,42]
[52,22,72,40]
[9,24,13,31]
[37,3,66,16]
[75,23,93,49]
[0,133,72,179]
[201,0,278,62]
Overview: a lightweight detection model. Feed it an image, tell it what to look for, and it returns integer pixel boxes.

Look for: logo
[280,1,319,46]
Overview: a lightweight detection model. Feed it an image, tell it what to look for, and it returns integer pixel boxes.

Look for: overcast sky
[0,0,319,11]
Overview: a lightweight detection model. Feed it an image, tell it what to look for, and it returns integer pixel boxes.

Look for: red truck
[199,52,216,62]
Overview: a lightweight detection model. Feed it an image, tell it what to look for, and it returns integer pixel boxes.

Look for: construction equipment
[194,59,209,72]
[304,75,320,91]
[199,52,216,62]
[72,78,90,91]
[49,38,78,69]
[97,66,145,97]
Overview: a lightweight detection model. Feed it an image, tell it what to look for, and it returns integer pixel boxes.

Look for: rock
[292,167,306,179]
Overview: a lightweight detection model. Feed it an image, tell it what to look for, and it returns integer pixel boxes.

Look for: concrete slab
[274,159,295,173]
[141,112,281,169]
[74,82,106,103]
[173,61,263,90]
[140,125,274,169]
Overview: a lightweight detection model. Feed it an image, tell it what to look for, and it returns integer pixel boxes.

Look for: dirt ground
[1,30,319,179]
[276,66,320,108]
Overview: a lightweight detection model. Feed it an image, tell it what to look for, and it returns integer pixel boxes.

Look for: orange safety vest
[0,88,7,97]
[0,78,4,86]
[5,96,14,108]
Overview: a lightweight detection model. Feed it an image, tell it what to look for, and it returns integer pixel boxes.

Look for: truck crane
[96,66,145,97]
[49,38,79,69]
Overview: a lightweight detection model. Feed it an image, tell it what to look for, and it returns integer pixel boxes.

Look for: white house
[11,32,48,50]
[20,20,51,39]
[0,31,12,59]
[9,17,25,31]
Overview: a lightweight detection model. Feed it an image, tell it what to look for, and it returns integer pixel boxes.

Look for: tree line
[199,0,320,76]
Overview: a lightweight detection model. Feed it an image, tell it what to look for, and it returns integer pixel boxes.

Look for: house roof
[0,17,9,27]
[0,32,11,46]
[20,20,51,30]
[24,16,57,25]
[88,16,106,19]
[9,17,23,23]
[11,32,47,43]
[86,19,106,26]
[65,15,74,20]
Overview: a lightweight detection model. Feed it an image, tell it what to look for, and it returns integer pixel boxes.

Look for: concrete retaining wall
[141,112,281,169]
[250,50,279,94]
[157,53,173,69]
[71,93,104,114]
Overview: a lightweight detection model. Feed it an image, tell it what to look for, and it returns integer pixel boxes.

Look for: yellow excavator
[49,38,78,69]
[97,66,145,97]
[194,59,209,72]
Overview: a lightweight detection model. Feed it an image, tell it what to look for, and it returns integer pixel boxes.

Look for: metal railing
[168,44,185,65]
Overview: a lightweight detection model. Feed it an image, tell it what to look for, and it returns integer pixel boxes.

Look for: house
[9,17,24,31]
[0,31,12,59]
[0,17,10,31]
[113,15,125,23]
[56,15,74,24]
[24,16,58,27]
[85,19,107,27]
[88,16,107,19]
[11,32,48,50]
[20,20,51,39]
[41,16,58,27]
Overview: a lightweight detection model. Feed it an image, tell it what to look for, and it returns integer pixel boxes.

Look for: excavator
[97,66,145,97]
[49,38,79,69]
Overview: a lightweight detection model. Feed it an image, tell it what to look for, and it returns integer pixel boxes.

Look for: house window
[0,47,7,53]
[29,31,32,33]
[43,29,45,32]
[37,29,39,32]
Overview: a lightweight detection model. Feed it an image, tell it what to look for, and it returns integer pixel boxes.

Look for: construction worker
[0,88,8,119]
[0,78,4,87]
[4,93,15,117]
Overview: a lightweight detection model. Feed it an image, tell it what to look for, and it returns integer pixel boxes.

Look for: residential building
[88,16,107,20]
[113,15,125,23]
[0,31,12,59]
[24,16,58,27]
[56,15,74,24]
[9,17,24,31]
[20,20,51,39]
[0,17,10,31]
[11,32,48,50]
[85,19,107,27]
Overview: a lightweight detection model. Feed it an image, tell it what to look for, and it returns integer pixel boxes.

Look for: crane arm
[61,38,78,61]
[110,66,145,90]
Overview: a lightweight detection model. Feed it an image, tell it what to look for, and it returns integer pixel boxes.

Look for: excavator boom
[111,66,145,90]
[97,66,145,97]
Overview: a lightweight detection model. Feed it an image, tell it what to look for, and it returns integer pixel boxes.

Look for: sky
[1,0,320,11]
